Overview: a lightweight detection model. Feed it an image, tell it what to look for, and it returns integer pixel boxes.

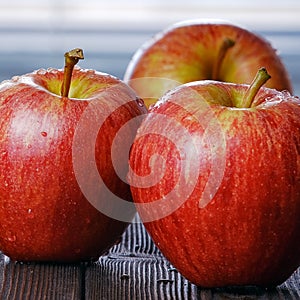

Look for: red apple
[0,49,147,262]
[128,68,300,287]
[124,19,293,108]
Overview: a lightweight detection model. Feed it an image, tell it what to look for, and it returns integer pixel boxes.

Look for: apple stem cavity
[61,48,84,98]
[212,38,235,81]
[239,68,271,108]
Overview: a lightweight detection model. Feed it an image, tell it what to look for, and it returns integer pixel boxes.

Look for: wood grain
[85,215,300,300]
[85,215,199,300]
[0,215,299,299]
[0,255,83,299]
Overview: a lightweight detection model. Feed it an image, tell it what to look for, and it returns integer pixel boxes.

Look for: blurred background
[0,0,299,95]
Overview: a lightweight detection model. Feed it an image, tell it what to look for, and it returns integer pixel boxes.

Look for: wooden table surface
[0,215,299,300]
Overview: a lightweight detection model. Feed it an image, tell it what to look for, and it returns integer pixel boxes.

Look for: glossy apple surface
[0,67,147,262]
[129,79,300,287]
[124,19,293,107]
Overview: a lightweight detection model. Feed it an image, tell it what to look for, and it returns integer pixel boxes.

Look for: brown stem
[238,68,271,108]
[212,38,235,80]
[61,48,84,97]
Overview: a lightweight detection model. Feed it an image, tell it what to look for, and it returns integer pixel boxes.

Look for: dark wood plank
[199,269,300,299]
[0,253,83,300]
[85,216,198,299]
[85,215,300,300]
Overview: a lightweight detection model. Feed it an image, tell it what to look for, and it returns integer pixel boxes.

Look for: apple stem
[239,68,271,108]
[212,38,235,80]
[61,48,84,97]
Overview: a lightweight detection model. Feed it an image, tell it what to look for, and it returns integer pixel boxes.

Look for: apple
[124,19,293,108]
[128,68,300,287]
[0,48,147,262]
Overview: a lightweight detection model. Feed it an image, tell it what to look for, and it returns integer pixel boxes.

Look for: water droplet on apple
[265,96,272,102]
[27,208,34,219]
[6,232,16,242]
[1,150,8,157]
[36,69,47,75]
[46,67,55,73]
[3,254,10,264]
[41,131,47,137]
[183,115,194,122]
[136,97,145,107]
[281,90,291,97]
[11,75,20,82]
[149,103,155,110]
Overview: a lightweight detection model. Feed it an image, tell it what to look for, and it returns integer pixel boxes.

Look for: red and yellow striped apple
[0,49,147,262]
[124,19,293,108]
[128,69,300,287]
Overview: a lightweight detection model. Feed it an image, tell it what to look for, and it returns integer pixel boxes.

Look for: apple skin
[128,80,300,287]
[124,19,293,107]
[0,67,147,262]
